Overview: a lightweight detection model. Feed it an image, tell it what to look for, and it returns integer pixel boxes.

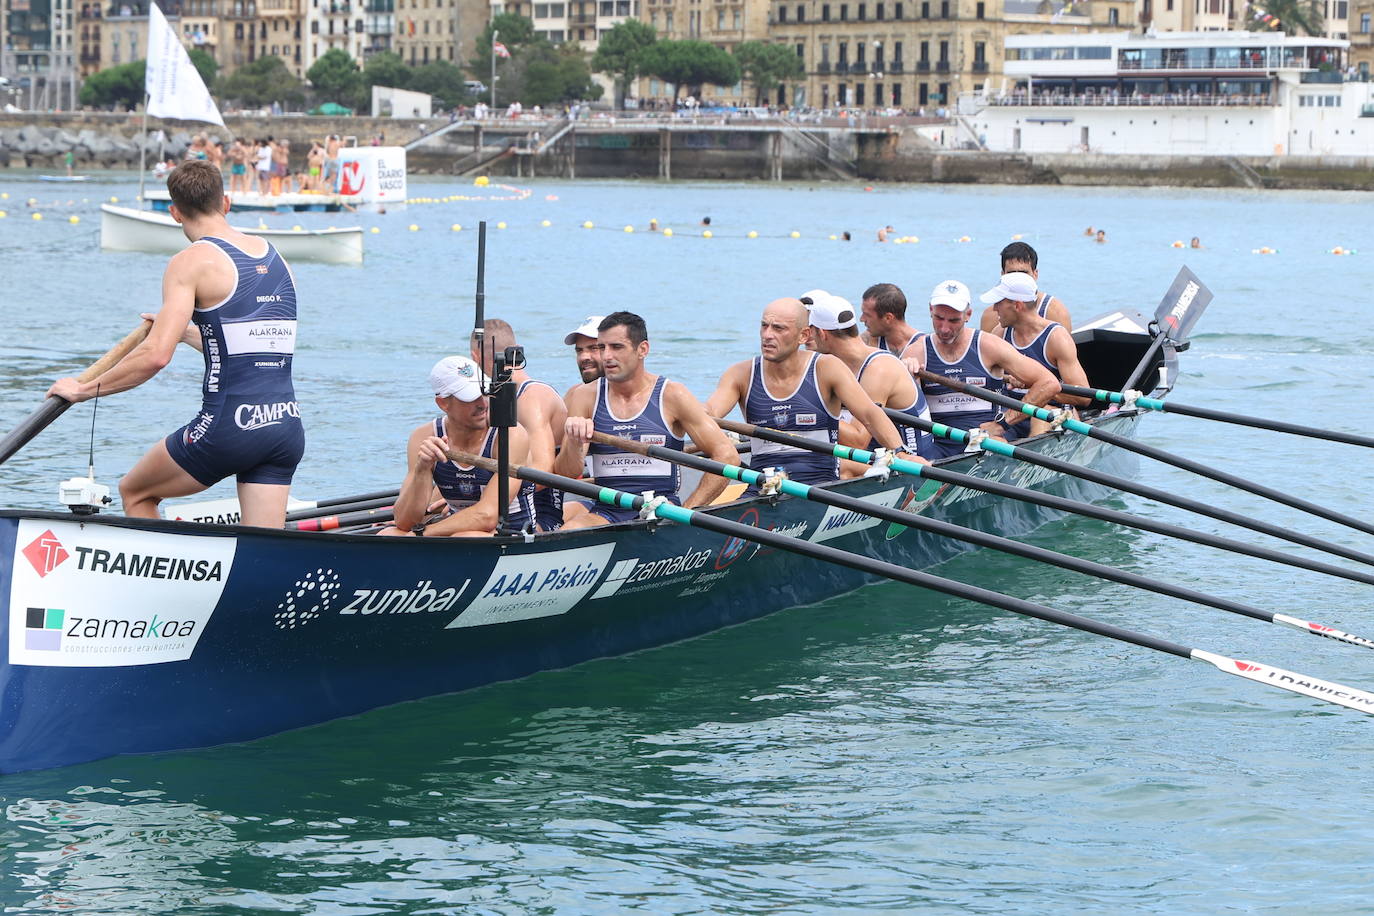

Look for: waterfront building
[2,0,82,109]
[302,0,368,73]
[967,30,1374,156]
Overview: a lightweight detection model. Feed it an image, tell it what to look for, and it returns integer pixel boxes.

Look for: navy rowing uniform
[1036,291,1053,319]
[851,350,936,460]
[518,379,564,531]
[587,375,683,524]
[431,419,537,530]
[745,353,840,486]
[922,331,1003,459]
[1002,322,1062,440]
[165,236,305,486]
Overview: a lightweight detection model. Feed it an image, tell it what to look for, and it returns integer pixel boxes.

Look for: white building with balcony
[963,31,1374,156]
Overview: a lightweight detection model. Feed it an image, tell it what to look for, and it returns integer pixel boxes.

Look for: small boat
[99,204,364,265]
[39,175,91,182]
[0,304,1189,774]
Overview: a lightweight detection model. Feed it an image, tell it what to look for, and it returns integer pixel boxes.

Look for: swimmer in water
[1095,229,1107,244]
[1190,236,1202,248]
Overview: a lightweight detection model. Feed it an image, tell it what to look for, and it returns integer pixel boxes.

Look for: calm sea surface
[2,171,1373,914]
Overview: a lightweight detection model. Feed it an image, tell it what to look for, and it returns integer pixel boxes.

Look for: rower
[557,312,737,528]
[705,297,912,487]
[563,314,605,394]
[46,160,304,528]
[470,318,566,532]
[983,272,1092,440]
[805,292,936,463]
[922,279,1060,459]
[381,355,537,537]
[978,241,1072,333]
[857,282,923,359]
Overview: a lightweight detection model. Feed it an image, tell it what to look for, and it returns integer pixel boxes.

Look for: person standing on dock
[706,298,912,486]
[558,312,738,528]
[469,318,566,532]
[45,160,304,527]
[979,242,1072,333]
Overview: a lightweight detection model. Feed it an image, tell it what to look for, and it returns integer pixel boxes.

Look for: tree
[217,56,306,109]
[410,60,468,108]
[188,48,218,87]
[638,40,740,100]
[733,41,803,105]
[307,48,362,105]
[591,19,657,109]
[1247,0,1323,34]
[469,12,538,84]
[363,51,413,92]
[78,60,146,109]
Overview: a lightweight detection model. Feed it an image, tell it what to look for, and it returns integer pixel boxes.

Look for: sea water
[1,172,1372,914]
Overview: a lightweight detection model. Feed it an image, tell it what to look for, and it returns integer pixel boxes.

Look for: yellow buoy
[1172,240,1185,248]
[663,228,673,237]
[496,221,507,229]
[292,225,302,231]
[702,230,712,238]
[409,224,420,232]
[1011,233,1023,240]
[624,225,634,233]
[958,235,971,243]
[0,210,6,218]
[370,226,381,234]
[829,234,837,241]
[474,176,491,187]
[1331,246,1345,255]
[110,196,119,203]
[747,230,758,239]
[582,220,594,229]
[790,231,801,239]
[451,223,463,232]
[69,215,80,224]
[32,212,43,221]
[0,192,7,199]
[541,219,552,227]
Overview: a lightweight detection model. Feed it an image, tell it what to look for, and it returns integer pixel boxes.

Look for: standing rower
[46,160,304,527]
[706,297,911,486]
[806,293,936,464]
[557,312,737,528]
[469,318,565,532]
[979,241,1073,333]
[984,272,1091,439]
[382,356,536,537]
[922,280,1059,459]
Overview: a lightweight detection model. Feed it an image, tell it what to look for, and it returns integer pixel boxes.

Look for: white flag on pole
[145,2,225,126]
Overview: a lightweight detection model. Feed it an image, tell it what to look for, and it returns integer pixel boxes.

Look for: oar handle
[0,319,152,467]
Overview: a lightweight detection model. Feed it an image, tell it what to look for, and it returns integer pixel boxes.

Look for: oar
[450,448,1374,717]
[880,408,1374,570]
[594,432,1374,651]
[0,320,152,466]
[919,369,1374,540]
[718,417,1374,589]
[1060,383,1374,451]
[287,504,395,532]
[284,494,397,522]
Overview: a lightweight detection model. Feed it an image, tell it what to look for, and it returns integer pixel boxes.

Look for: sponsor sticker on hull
[447,544,614,628]
[7,520,237,667]
[807,487,907,543]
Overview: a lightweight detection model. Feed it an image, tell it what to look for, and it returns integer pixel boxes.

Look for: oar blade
[1272,615,1374,652]
[1191,649,1374,715]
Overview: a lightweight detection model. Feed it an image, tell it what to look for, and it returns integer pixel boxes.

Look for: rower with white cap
[381,355,538,537]
[564,314,605,394]
[977,241,1072,334]
[921,279,1060,459]
[982,271,1091,440]
[805,292,936,466]
[705,295,911,488]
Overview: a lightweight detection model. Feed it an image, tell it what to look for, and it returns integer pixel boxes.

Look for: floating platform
[143,188,348,213]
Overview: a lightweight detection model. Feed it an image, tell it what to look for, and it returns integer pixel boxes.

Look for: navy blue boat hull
[0,414,1141,774]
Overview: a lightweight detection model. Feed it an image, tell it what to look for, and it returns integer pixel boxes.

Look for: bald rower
[469,318,566,531]
[706,297,912,486]
[979,241,1072,334]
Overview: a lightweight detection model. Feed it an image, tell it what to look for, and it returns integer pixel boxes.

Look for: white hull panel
[99,205,364,265]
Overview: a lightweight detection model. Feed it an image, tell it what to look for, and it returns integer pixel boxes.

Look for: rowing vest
[875,333,921,359]
[1036,291,1053,319]
[431,420,536,530]
[852,350,935,459]
[518,378,564,529]
[588,375,683,500]
[1002,322,1063,399]
[190,236,299,417]
[746,353,840,484]
[922,330,1002,434]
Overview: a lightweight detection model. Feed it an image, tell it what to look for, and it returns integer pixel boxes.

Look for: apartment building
[3,0,82,107]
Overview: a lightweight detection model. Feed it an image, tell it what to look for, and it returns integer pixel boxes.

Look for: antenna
[57,383,112,515]
[87,383,100,480]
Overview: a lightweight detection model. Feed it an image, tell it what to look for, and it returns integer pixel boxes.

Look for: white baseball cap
[806,293,858,331]
[563,315,605,345]
[429,355,488,402]
[799,288,830,306]
[929,280,972,311]
[979,271,1038,305]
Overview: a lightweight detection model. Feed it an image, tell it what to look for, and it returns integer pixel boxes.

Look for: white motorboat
[99,204,364,265]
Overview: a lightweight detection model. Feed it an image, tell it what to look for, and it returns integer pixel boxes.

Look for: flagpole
[138,97,148,207]
[492,29,498,110]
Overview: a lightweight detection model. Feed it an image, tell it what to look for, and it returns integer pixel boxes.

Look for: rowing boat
[99,204,365,265]
[0,302,1182,774]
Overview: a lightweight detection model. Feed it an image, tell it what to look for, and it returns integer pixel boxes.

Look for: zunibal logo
[274,568,343,629]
